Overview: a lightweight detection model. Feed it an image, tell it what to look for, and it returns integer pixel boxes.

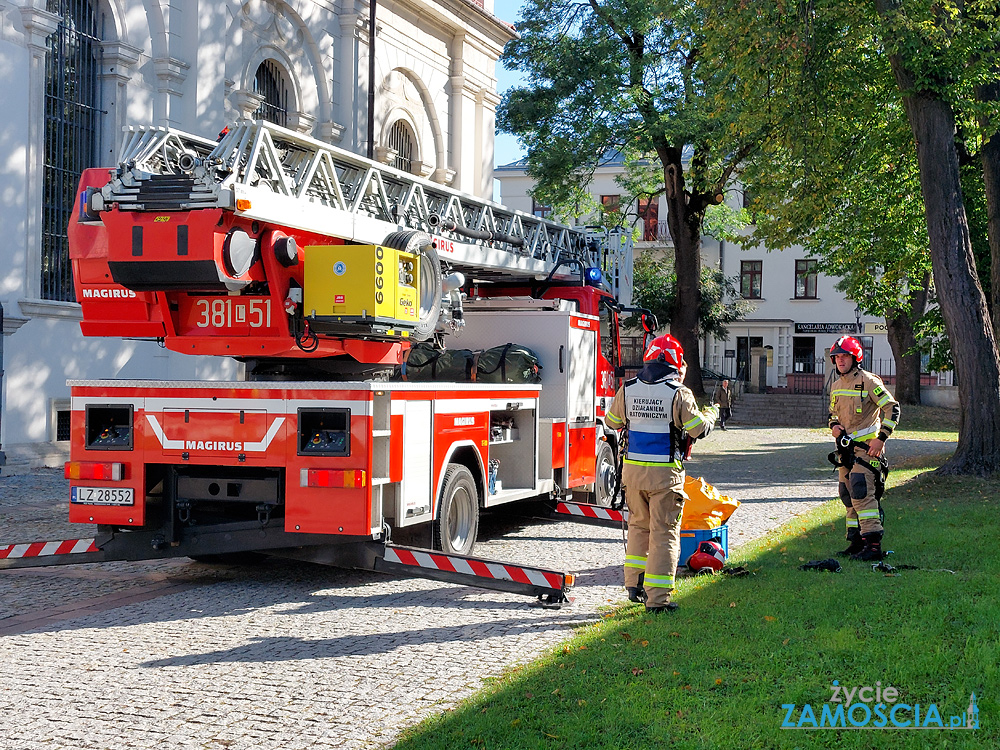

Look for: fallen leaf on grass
[730,602,737,608]
[632,667,644,676]
[640,640,649,647]
[669,632,681,638]
[620,631,632,641]
[715,678,723,685]
[543,733,559,739]
[511,719,521,728]
[578,699,587,706]
[782,639,790,646]
[764,615,776,622]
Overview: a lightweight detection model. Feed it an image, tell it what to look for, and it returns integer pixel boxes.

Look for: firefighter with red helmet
[828,334,900,561]
[606,334,717,613]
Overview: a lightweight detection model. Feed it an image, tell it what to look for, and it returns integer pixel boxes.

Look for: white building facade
[495,157,900,391]
[1,0,513,467]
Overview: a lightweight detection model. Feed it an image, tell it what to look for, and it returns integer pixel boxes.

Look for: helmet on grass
[687,539,726,573]
[643,334,685,368]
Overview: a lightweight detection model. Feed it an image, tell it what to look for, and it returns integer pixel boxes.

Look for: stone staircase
[727,392,828,427]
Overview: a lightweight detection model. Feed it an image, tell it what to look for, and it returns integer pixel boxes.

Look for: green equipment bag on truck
[400,342,542,384]
[475,343,543,384]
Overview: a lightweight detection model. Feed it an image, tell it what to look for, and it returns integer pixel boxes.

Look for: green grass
[393,457,996,749]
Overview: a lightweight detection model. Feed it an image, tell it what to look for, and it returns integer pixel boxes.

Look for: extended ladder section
[97,120,600,282]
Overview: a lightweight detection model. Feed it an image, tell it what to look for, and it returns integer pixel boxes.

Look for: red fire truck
[1,121,639,602]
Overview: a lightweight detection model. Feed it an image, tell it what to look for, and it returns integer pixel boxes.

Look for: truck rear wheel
[433,464,480,556]
[381,230,442,340]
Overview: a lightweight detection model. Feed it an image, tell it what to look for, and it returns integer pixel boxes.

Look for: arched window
[252,60,289,127]
[388,120,415,173]
[42,0,103,302]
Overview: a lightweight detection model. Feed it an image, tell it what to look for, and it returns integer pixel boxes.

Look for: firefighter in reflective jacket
[606,334,717,613]
[828,335,900,561]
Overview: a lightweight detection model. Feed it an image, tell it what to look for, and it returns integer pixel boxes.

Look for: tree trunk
[877,19,1000,473]
[981,81,1000,341]
[662,162,705,396]
[884,274,928,405]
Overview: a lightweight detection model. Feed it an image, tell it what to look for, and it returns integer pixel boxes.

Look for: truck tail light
[301,469,366,488]
[65,461,124,481]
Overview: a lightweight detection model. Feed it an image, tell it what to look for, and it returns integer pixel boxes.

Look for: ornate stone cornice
[154,56,190,96]
[18,5,60,53]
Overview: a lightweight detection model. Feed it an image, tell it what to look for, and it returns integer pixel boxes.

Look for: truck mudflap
[0,530,574,607]
[552,499,629,528]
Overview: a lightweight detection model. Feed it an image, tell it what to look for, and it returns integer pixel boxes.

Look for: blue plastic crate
[679,525,729,568]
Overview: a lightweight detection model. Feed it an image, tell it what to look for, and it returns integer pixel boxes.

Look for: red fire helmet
[830,335,863,364]
[687,540,726,573]
[642,334,685,368]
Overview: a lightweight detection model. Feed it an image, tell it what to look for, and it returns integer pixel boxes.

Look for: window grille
[42,0,103,302]
[56,409,72,441]
[388,120,415,173]
[253,60,289,127]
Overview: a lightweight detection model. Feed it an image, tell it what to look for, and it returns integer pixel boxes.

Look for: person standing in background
[713,379,732,430]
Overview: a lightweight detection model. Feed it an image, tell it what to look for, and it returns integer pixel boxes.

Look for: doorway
[736,336,763,382]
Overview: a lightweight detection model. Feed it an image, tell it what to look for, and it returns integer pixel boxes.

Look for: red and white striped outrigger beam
[553,500,628,528]
[0,538,101,568]
[376,544,574,604]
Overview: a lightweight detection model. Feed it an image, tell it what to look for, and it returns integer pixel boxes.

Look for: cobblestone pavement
[0,428,953,749]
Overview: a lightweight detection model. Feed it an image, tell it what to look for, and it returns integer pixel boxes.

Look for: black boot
[627,573,647,603]
[626,587,647,603]
[838,528,864,557]
[850,532,885,561]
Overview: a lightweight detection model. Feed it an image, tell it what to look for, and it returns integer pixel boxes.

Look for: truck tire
[381,230,442,341]
[579,439,617,507]
[433,463,480,556]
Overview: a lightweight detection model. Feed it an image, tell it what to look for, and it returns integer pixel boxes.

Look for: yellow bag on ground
[681,476,740,529]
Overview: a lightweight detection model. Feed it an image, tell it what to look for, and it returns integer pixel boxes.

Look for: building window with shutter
[795,259,818,299]
[741,260,763,299]
[253,60,289,127]
[42,0,103,302]
[637,198,659,241]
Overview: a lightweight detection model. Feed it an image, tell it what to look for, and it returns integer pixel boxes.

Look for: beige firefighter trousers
[623,471,686,608]
[837,449,883,535]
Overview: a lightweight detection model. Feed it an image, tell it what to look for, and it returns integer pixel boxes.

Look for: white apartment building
[495,156,898,392]
[1,0,513,467]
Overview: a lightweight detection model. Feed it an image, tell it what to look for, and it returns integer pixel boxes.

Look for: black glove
[799,559,842,573]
